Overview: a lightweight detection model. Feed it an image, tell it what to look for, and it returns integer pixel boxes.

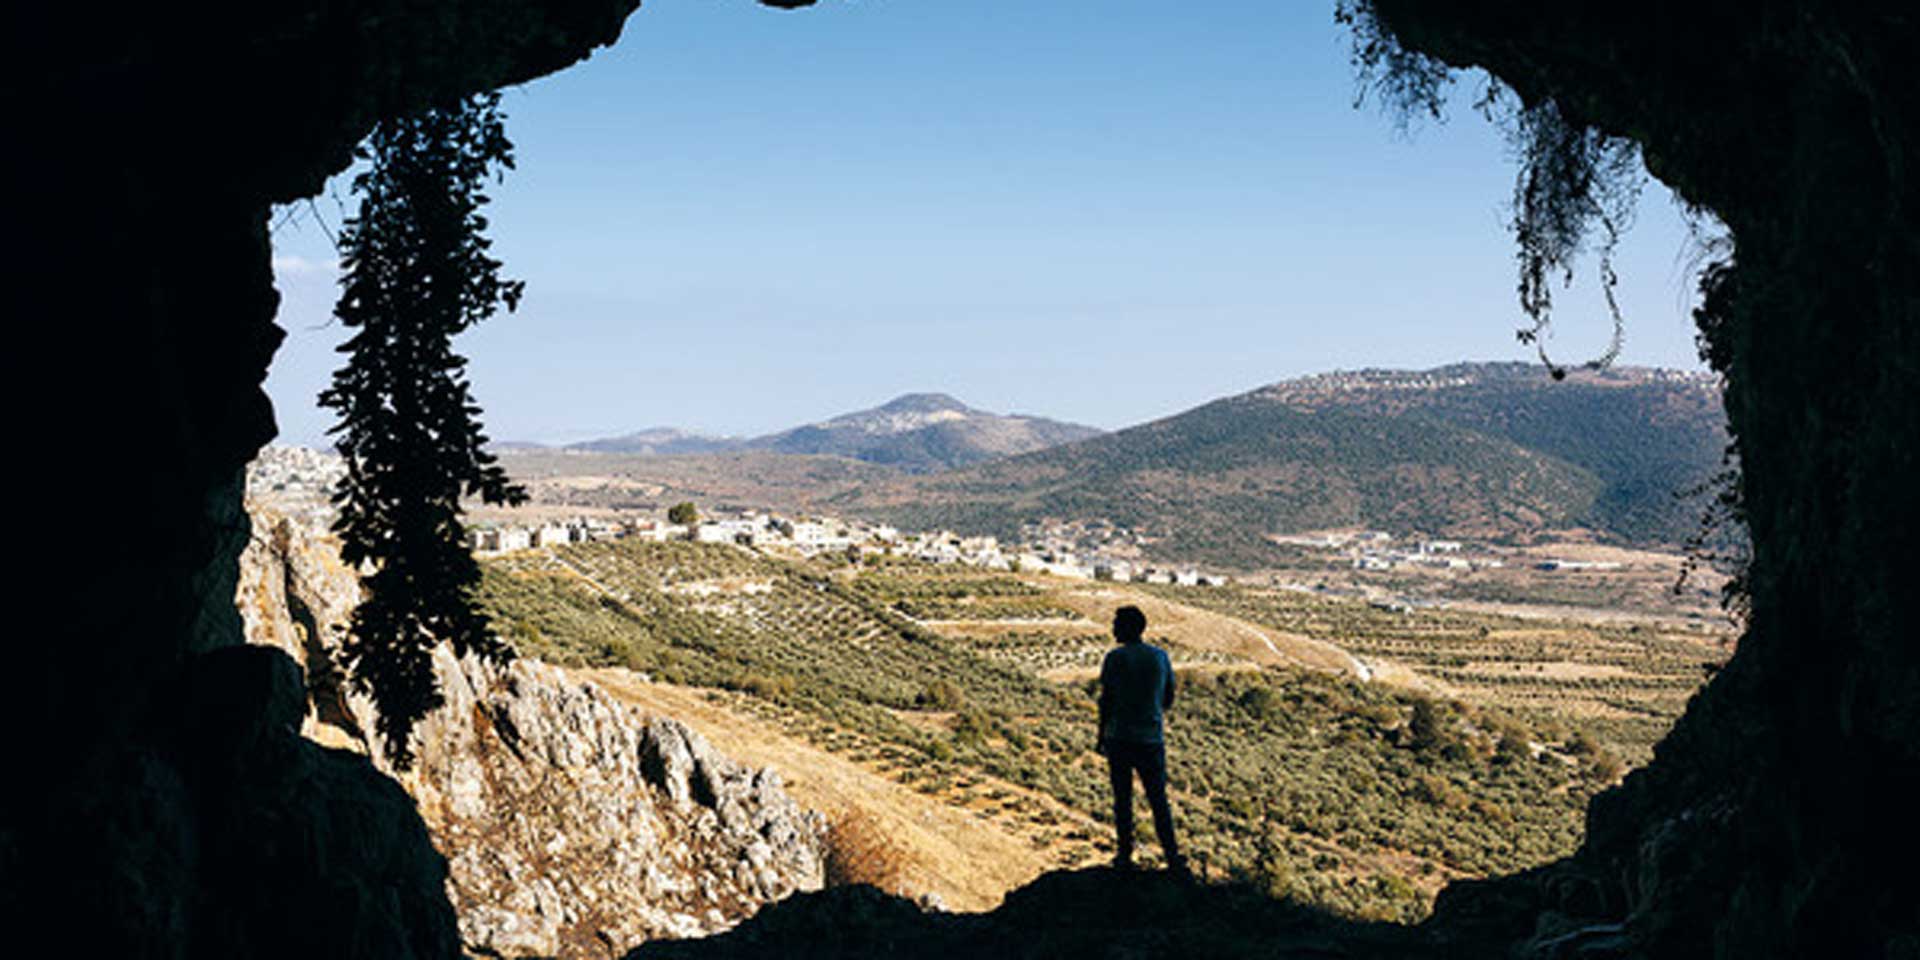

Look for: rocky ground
[236,507,828,958]
[627,867,1437,960]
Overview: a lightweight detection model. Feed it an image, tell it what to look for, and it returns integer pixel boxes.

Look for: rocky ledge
[627,867,1431,960]
[238,507,827,958]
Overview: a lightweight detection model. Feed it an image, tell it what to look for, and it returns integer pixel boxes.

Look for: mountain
[743,393,1103,473]
[568,394,1104,473]
[570,427,745,456]
[1286,363,1729,544]
[829,363,1726,567]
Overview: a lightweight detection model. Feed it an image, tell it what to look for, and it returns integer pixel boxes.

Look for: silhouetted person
[1097,605,1187,876]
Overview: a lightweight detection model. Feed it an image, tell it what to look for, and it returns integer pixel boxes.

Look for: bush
[1248,830,1295,898]
[1494,730,1531,765]
[738,673,797,701]
[1586,751,1626,782]
[1567,728,1602,757]
[824,809,913,893]
[1239,685,1285,723]
[1408,697,1452,753]
[916,679,967,711]
[1413,773,1467,810]
[952,709,995,748]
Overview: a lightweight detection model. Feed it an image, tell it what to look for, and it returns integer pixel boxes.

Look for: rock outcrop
[237,506,827,957]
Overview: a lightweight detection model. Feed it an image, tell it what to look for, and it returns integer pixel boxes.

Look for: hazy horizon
[280,359,1697,451]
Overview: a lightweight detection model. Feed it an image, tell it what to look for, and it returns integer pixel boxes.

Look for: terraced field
[1132,584,1729,763]
[844,564,1087,623]
[476,540,1726,922]
[952,629,1246,678]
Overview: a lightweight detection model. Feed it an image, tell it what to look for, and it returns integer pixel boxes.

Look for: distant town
[1251,364,1721,406]
[247,445,1229,584]
[248,445,1628,595]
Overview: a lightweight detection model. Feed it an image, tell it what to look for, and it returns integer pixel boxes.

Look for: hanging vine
[1506,97,1639,378]
[320,90,527,767]
[1336,1,1641,378]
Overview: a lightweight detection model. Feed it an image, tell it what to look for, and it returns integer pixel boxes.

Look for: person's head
[1112,605,1147,644]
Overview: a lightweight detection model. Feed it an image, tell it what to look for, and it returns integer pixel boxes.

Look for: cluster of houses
[1255,370,1479,405]
[246,446,1235,585]
[1014,543,1215,584]
[1253,365,1722,407]
[1274,528,1637,577]
[249,448,1612,589]
[470,512,898,556]
[1274,530,1508,573]
[466,508,1231,584]
[244,445,347,527]
[468,517,623,553]
[1010,519,1222,584]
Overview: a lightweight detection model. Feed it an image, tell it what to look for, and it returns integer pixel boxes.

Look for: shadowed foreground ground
[629,868,1447,960]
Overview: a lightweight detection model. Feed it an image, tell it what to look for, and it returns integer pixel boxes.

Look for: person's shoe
[1164,854,1193,882]
[1110,854,1136,872]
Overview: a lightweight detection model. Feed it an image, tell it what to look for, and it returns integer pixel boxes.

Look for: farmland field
[476,539,1730,920]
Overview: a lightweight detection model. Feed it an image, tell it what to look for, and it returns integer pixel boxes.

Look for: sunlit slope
[475,542,1704,921]
[834,398,1603,567]
[580,670,1080,912]
[831,365,1724,567]
[1339,365,1728,544]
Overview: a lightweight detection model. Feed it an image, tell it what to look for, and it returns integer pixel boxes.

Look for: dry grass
[1462,660,1642,681]
[548,546,1725,915]
[582,669,1083,911]
[1049,585,1367,678]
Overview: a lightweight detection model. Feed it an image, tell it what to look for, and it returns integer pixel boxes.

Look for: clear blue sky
[266,0,1711,447]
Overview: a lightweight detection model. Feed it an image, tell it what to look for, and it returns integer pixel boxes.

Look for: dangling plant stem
[1336,2,1643,379]
[1508,99,1639,379]
[319,90,526,768]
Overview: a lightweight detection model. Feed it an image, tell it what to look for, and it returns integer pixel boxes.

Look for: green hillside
[831,364,1725,568]
[1388,366,1727,544]
[833,397,1606,567]
[476,541,1632,922]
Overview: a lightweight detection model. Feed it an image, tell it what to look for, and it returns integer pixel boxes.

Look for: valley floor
[480,539,1730,921]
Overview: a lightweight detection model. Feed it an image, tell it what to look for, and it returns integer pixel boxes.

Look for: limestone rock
[238,505,827,957]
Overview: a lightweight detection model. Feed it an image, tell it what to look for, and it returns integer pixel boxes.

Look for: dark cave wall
[0,1,699,954]
[4,1,1911,955]
[1369,2,1920,955]
[6,0,661,768]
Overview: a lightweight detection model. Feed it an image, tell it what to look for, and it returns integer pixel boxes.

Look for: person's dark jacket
[1099,641,1175,745]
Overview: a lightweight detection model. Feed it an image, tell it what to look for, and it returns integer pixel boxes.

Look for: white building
[696,520,760,545]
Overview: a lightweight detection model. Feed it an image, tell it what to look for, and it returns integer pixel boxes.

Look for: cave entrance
[258,0,1736,936]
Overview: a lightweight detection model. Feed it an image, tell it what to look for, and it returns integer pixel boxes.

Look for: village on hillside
[1251,365,1721,406]
[247,445,1225,582]
[247,445,1641,603]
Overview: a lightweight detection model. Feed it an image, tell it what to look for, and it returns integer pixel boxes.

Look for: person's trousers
[1107,739,1180,863]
